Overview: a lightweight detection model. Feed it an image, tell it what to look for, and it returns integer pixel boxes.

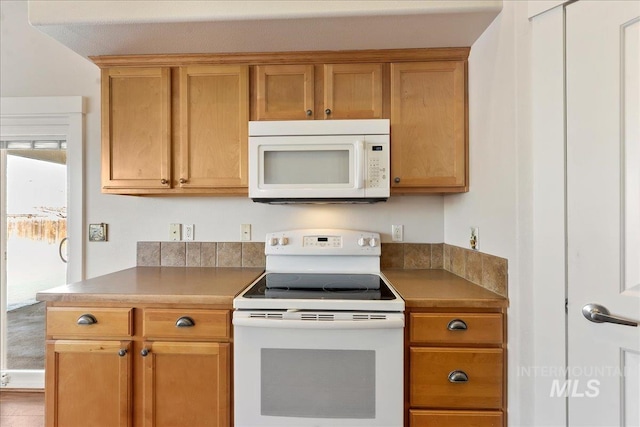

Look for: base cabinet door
[142,341,230,427]
[45,340,132,427]
[410,410,504,427]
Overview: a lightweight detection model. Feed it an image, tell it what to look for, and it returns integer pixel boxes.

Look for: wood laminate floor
[0,391,44,426]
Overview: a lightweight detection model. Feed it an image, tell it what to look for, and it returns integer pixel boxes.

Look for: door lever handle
[582,303,638,327]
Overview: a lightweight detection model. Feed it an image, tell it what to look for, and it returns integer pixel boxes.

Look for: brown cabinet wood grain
[409,313,503,345]
[391,61,467,193]
[45,340,132,427]
[410,409,504,427]
[178,65,249,189]
[43,304,232,427]
[141,341,230,427]
[101,67,171,190]
[253,63,383,120]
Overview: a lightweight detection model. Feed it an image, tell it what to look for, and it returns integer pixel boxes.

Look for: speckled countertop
[36,267,507,308]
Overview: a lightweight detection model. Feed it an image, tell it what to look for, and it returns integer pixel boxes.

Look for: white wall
[0,1,444,278]
[445,1,534,425]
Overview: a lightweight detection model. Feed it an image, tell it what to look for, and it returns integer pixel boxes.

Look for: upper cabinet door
[324,63,383,119]
[178,65,249,189]
[255,64,314,120]
[101,67,171,190]
[391,61,468,192]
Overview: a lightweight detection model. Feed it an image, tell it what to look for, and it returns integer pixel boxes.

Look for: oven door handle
[233,317,404,330]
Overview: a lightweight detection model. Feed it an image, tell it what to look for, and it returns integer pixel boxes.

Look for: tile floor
[0,391,44,426]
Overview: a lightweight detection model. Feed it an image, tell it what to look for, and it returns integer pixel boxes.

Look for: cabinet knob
[306,109,313,116]
[325,108,331,115]
[141,348,149,357]
[179,178,187,184]
[175,316,195,328]
[160,179,168,185]
[76,314,97,325]
[447,319,468,331]
[448,370,469,383]
[394,177,401,183]
[118,349,127,357]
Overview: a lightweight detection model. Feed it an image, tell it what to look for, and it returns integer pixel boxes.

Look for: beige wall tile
[381,243,404,269]
[431,243,444,269]
[443,244,452,271]
[217,242,242,267]
[160,242,186,267]
[201,243,217,267]
[465,250,482,284]
[404,244,431,269]
[450,245,466,277]
[137,242,160,266]
[482,253,508,296]
[186,242,201,267]
[242,242,266,267]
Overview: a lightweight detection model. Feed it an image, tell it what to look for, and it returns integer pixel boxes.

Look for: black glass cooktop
[242,273,397,301]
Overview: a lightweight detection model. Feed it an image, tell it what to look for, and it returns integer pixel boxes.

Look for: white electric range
[233,229,405,427]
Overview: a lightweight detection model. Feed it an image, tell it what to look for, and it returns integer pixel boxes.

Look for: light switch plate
[241,224,251,241]
[170,223,181,241]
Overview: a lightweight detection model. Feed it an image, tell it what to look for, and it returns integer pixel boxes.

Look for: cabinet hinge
[565,298,568,314]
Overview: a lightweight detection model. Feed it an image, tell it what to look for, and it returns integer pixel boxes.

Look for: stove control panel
[265,229,381,256]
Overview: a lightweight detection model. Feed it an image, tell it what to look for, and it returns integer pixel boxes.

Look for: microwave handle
[356,140,365,189]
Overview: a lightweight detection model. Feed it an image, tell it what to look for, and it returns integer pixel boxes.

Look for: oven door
[233,311,404,427]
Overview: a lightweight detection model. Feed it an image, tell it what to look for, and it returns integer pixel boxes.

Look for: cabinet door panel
[143,341,230,427]
[255,65,314,120]
[179,65,249,188]
[102,67,171,189]
[46,340,131,427]
[324,63,383,119]
[391,61,467,191]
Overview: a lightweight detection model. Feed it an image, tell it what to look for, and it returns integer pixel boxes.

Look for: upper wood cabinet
[390,61,468,193]
[101,65,249,195]
[253,63,383,120]
[101,67,171,190]
[178,65,249,189]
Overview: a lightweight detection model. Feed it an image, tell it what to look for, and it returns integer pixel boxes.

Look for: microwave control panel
[366,142,389,189]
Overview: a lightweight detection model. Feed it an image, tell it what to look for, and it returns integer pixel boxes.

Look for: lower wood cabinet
[44,304,231,427]
[407,310,507,426]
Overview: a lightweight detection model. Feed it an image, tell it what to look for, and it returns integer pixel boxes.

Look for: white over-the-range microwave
[248,119,390,203]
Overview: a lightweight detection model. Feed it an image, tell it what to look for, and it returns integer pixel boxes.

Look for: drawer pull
[76,314,97,325]
[141,348,149,357]
[118,349,127,357]
[447,319,468,331]
[448,370,469,383]
[175,316,195,328]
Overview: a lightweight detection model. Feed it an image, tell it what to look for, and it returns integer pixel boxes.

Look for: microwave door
[253,137,365,199]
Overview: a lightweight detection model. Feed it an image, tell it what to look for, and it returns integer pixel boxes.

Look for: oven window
[261,348,375,419]
[263,150,350,185]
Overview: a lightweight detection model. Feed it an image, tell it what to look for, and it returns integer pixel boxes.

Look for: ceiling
[28,1,502,58]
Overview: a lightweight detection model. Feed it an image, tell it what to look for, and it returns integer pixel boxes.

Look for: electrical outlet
[184,224,194,241]
[170,223,181,241]
[392,224,404,242]
[241,224,251,241]
[470,226,479,250]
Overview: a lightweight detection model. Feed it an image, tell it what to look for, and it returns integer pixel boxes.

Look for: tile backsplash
[137,241,507,297]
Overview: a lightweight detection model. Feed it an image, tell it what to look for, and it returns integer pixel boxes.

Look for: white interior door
[567,1,640,426]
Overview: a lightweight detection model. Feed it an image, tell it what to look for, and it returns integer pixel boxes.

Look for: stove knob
[358,237,369,247]
[369,237,379,247]
[268,237,278,246]
[278,237,288,246]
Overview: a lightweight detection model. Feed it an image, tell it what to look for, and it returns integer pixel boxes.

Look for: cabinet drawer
[410,410,503,427]
[47,307,133,338]
[410,313,503,345]
[410,348,503,409]
[143,309,230,340]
